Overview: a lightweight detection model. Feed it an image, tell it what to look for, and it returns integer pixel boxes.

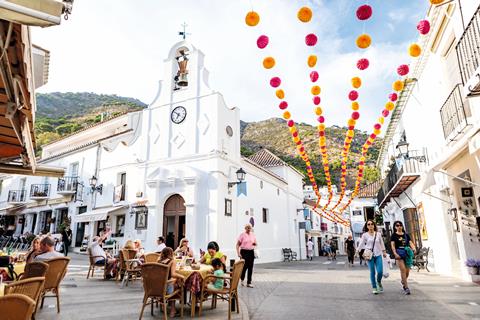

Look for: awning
[0,0,65,27]
[307,230,322,237]
[0,204,26,215]
[73,206,127,223]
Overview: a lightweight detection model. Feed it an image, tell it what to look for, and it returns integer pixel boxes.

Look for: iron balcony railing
[7,190,26,202]
[456,5,480,91]
[30,184,51,198]
[440,84,469,139]
[57,176,78,193]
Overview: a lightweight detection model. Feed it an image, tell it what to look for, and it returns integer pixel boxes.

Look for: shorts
[325,248,332,254]
[95,258,106,265]
[166,283,174,295]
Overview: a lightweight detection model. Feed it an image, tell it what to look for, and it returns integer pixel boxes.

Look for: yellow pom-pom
[315,107,323,115]
[393,80,404,92]
[378,117,384,124]
[318,123,326,131]
[347,130,354,138]
[430,0,444,4]
[297,7,313,23]
[245,11,260,26]
[276,89,285,99]
[356,34,372,49]
[351,77,362,89]
[289,126,296,133]
[293,136,300,143]
[283,111,291,119]
[307,55,317,68]
[385,102,395,111]
[311,85,321,95]
[409,43,422,57]
[319,136,326,144]
[351,102,359,111]
[348,119,356,127]
[374,129,381,135]
[263,57,275,69]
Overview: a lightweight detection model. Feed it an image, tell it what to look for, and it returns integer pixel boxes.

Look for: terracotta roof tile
[248,149,287,167]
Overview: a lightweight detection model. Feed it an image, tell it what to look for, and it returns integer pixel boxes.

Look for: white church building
[0,40,306,263]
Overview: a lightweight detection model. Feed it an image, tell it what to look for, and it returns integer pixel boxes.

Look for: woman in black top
[345,235,355,266]
[390,220,415,295]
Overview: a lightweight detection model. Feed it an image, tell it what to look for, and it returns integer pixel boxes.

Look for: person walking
[324,239,332,260]
[357,220,387,294]
[390,220,416,295]
[345,235,355,266]
[330,241,337,261]
[61,226,72,256]
[356,237,365,266]
[236,223,257,288]
[306,238,314,261]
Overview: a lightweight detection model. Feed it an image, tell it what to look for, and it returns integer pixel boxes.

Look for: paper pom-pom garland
[283,111,291,119]
[348,90,359,101]
[385,102,395,111]
[245,11,260,26]
[417,20,430,35]
[263,57,275,69]
[351,77,362,89]
[256,35,269,49]
[276,89,285,99]
[409,44,422,57]
[356,4,372,20]
[430,0,444,4]
[311,85,321,95]
[357,58,370,70]
[310,71,319,82]
[297,7,313,23]
[313,96,321,105]
[397,64,409,76]
[356,34,372,49]
[279,101,288,110]
[305,33,318,46]
[307,55,317,67]
[270,77,281,88]
[389,93,398,102]
[393,80,404,92]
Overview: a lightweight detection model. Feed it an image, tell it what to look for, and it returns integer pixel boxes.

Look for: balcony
[30,184,51,200]
[7,190,26,203]
[57,176,79,195]
[440,84,469,140]
[456,5,480,95]
[377,152,427,208]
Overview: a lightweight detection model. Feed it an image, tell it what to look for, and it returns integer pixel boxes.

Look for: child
[207,258,225,290]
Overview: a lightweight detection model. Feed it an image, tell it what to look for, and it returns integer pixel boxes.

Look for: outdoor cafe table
[176,264,213,317]
[0,262,26,296]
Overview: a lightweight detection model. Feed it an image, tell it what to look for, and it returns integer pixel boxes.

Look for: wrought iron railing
[7,190,26,202]
[440,84,468,139]
[456,5,480,89]
[57,176,78,192]
[30,184,51,198]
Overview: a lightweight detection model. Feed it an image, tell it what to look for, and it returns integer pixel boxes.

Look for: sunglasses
[395,224,402,227]
[367,223,374,226]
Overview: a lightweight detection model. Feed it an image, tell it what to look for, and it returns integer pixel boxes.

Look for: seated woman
[134,239,145,256]
[25,236,42,263]
[199,241,226,265]
[159,247,185,318]
[123,239,136,250]
[174,238,194,258]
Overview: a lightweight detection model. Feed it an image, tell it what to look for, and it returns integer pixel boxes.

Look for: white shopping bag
[383,256,391,278]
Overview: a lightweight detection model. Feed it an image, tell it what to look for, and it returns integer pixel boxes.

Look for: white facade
[376,2,480,280]
[0,40,305,263]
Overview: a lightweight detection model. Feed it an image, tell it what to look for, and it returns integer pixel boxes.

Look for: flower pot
[467,266,479,275]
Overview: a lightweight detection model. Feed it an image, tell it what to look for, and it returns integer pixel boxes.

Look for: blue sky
[32,0,430,132]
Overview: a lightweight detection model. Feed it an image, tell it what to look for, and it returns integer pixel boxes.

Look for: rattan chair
[40,257,70,313]
[116,249,126,283]
[121,249,141,288]
[144,252,161,263]
[0,294,36,320]
[5,276,45,319]
[139,262,184,320]
[87,247,107,279]
[19,261,49,280]
[198,259,245,320]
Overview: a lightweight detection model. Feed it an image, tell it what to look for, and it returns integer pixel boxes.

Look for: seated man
[156,236,166,253]
[34,236,64,261]
[89,235,116,279]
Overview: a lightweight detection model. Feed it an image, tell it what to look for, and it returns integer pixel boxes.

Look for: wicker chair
[121,249,141,288]
[87,247,107,279]
[5,276,45,319]
[40,257,70,313]
[198,259,245,320]
[139,262,184,320]
[19,261,49,280]
[0,294,36,320]
[144,252,161,263]
[116,249,126,283]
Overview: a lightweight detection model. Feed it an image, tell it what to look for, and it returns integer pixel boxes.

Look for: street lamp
[296,200,308,213]
[227,168,246,189]
[89,175,103,195]
[396,141,426,162]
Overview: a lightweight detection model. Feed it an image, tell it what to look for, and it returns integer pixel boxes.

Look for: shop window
[262,208,269,223]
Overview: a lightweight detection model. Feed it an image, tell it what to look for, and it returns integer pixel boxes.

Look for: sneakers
[404,287,411,295]
[377,282,384,292]
[247,283,254,288]
[372,288,379,294]
[241,281,245,287]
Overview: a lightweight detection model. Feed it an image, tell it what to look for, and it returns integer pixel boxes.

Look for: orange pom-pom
[263,57,275,69]
[356,34,372,49]
[315,107,323,116]
[245,11,260,26]
[311,85,321,95]
[393,80,404,92]
[409,43,422,57]
[351,77,362,89]
[283,111,291,119]
[385,102,395,111]
[351,102,359,111]
[297,7,313,22]
[307,55,317,68]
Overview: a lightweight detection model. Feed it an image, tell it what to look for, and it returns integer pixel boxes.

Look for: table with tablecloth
[176,264,213,317]
[0,262,25,279]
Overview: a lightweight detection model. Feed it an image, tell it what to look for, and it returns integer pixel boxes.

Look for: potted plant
[465,258,479,275]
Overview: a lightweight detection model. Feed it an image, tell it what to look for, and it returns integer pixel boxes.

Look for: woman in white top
[357,220,387,294]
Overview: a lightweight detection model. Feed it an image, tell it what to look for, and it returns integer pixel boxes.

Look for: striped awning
[73,206,127,223]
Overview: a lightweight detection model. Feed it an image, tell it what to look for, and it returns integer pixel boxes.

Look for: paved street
[33,254,480,320]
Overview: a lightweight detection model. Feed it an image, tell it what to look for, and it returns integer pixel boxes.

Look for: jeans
[367,255,383,288]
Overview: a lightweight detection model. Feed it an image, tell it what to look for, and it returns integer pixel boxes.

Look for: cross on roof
[179,22,191,40]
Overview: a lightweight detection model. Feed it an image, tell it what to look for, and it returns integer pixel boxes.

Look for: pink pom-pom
[357,58,369,70]
[279,101,288,110]
[313,96,321,105]
[356,5,372,20]
[417,20,430,35]
[370,133,376,139]
[348,125,354,130]
[374,123,381,130]
[305,33,318,46]
[389,93,398,102]
[318,116,325,123]
[382,109,389,117]
[397,64,410,76]
[349,90,359,101]
[293,131,298,137]
[256,35,269,49]
[299,147,305,152]
[351,112,360,120]
[270,77,281,88]
[287,120,294,127]
[310,71,319,82]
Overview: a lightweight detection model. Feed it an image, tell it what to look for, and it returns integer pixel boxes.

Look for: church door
[163,194,186,249]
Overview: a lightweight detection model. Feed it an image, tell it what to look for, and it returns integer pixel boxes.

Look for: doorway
[163,194,186,249]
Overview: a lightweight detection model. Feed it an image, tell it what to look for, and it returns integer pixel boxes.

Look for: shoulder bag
[362,232,377,261]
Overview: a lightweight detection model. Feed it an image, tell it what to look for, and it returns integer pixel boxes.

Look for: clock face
[171,106,187,124]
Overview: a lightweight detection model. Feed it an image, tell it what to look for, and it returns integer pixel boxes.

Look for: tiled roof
[357,180,381,198]
[248,149,287,168]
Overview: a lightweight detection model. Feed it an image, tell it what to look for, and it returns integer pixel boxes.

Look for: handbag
[0,256,17,281]
[254,248,259,259]
[363,232,377,261]
[396,247,407,259]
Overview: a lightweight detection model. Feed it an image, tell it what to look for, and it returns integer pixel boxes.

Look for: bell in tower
[173,48,189,90]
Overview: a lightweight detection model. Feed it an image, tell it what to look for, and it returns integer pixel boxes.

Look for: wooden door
[163,194,186,249]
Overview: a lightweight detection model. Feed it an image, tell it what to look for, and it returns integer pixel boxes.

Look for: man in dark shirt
[61,226,72,256]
